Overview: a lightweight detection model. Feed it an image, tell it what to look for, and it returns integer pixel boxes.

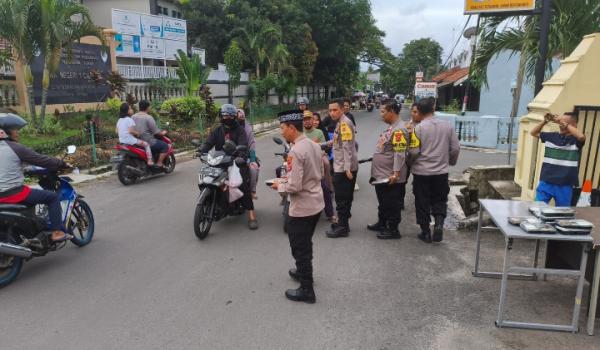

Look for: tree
[0,0,39,123]
[175,50,211,96]
[471,0,600,88]
[224,40,244,103]
[236,20,282,79]
[38,0,103,122]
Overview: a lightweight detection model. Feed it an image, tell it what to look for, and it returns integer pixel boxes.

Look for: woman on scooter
[237,109,260,200]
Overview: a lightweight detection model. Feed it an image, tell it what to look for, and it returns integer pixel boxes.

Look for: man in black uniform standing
[200,104,259,230]
[271,110,324,303]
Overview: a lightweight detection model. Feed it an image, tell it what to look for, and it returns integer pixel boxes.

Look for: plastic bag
[228,163,243,188]
[228,187,243,203]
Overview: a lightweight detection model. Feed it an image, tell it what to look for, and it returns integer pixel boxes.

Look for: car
[394,94,406,104]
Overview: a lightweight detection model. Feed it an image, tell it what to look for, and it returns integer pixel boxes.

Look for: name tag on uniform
[340,123,353,142]
[392,131,407,152]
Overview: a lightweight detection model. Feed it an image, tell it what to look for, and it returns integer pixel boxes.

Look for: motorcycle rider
[297,96,310,112]
[237,109,259,200]
[0,113,72,242]
[200,104,259,230]
[132,100,168,168]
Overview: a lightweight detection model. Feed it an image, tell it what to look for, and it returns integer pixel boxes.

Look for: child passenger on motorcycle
[116,103,154,166]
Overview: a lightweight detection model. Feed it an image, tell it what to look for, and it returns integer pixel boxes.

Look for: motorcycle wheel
[0,237,24,288]
[194,192,214,240]
[117,159,139,186]
[164,154,176,174]
[69,199,95,247]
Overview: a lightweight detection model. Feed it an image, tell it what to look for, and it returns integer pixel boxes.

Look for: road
[0,110,596,349]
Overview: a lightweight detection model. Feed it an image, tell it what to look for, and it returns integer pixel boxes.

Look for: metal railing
[435,113,520,150]
[117,65,179,80]
[576,106,600,188]
[0,64,15,76]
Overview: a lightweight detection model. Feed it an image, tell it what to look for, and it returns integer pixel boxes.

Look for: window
[156,5,162,14]
[177,12,182,19]
[172,10,177,17]
[163,7,168,15]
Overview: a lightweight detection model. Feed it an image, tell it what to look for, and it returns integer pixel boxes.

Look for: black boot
[377,221,401,240]
[285,281,316,304]
[367,218,385,232]
[417,224,432,243]
[326,222,349,238]
[288,268,300,282]
[433,216,444,243]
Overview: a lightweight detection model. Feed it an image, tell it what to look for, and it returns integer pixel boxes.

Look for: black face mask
[222,118,238,129]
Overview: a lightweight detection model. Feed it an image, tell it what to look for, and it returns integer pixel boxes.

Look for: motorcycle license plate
[200,168,222,177]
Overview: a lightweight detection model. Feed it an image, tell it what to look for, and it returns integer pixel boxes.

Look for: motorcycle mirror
[191,139,200,146]
[67,145,77,154]
[272,137,283,145]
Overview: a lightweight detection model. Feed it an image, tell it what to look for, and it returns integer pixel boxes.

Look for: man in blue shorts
[531,112,586,206]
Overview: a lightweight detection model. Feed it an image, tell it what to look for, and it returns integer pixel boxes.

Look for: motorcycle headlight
[207,154,224,166]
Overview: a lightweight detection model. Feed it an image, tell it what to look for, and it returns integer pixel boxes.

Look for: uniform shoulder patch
[409,131,421,149]
[391,130,407,152]
[340,122,353,142]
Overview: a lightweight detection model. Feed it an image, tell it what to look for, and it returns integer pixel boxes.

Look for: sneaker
[248,220,259,230]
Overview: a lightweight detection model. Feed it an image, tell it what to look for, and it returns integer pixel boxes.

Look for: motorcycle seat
[119,143,145,150]
[0,204,30,211]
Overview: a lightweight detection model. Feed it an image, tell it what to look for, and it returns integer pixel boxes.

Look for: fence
[117,65,179,80]
[0,82,18,109]
[576,106,600,188]
[435,113,520,150]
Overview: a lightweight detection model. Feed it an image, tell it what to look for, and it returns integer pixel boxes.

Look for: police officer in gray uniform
[272,110,324,303]
[408,97,460,243]
[368,101,409,239]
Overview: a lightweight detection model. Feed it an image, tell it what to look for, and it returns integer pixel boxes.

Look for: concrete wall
[515,33,600,200]
[82,0,151,29]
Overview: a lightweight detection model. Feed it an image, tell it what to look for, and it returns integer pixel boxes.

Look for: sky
[370,0,474,65]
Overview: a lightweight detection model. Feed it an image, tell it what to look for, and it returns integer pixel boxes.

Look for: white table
[473,199,593,333]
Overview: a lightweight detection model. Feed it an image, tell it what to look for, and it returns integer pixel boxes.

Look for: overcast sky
[371,0,473,63]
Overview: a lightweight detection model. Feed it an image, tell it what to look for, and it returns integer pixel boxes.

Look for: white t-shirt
[117,117,139,145]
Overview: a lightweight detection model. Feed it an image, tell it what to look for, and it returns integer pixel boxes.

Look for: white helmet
[296,96,309,106]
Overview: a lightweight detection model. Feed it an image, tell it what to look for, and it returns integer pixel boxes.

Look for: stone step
[488,180,522,200]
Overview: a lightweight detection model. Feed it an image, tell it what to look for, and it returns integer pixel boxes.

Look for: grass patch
[20,129,81,148]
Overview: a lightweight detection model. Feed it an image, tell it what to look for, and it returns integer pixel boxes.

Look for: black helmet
[0,113,28,135]
[219,104,238,118]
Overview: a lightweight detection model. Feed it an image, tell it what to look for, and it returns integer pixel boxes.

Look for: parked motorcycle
[0,146,95,288]
[113,133,176,186]
[192,140,248,240]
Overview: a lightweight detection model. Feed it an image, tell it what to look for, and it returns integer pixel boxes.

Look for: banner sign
[111,9,141,36]
[32,43,111,104]
[191,47,206,65]
[163,18,187,41]
[140,14,163,39]
[141,37,165,59]
[414,82,438,99]
[415,71,424,82]
[464,0,535,14]
[115,34,141,57]
[165,39,187,61]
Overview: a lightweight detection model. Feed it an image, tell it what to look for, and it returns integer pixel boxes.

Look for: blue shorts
[535,180,573,207]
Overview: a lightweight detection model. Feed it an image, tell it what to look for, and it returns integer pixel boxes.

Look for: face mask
[222,118,237,128]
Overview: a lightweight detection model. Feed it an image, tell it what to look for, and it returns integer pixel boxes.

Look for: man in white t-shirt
[116,103,154,166]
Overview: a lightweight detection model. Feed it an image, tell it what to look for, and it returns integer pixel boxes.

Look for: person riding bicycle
[199,104,259,230]
[0,113,72,242]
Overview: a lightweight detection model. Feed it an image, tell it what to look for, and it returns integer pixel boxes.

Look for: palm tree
[0,0,38,122]
[471,0,600,88]
[175,49,211,96]
[267,43,290,76]
[236,22,282,79]
[38,0,103,121]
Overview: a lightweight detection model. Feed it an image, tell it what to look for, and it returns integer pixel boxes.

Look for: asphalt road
[0,110,596,349]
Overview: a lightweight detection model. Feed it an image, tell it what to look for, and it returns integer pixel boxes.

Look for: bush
[21,115,62,136]
[161,96,206,123]
[106,97,123,116]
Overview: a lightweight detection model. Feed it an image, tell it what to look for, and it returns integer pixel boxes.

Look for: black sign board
[32,43,111,105]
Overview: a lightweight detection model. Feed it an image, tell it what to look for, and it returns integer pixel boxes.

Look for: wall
[515,33,600,200]
[82,0,151,29]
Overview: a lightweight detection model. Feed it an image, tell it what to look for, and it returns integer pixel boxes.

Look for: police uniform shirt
[408,117,460,176]
[371,119,408,182]
[332,115,358,173]
[278,134,325,217]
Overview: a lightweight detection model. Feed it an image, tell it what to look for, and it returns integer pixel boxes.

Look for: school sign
[464,0,535,14]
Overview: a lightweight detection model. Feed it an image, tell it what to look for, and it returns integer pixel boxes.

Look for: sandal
[51,231,74,242]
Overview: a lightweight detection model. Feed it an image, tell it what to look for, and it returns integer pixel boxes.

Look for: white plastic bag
[228,187,244,203]
[228,163,243,188]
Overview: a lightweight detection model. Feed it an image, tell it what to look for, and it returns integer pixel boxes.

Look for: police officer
[368,101,408,239]
[408,97,460,243]
[271,110,324,303]
[325,98,358,238]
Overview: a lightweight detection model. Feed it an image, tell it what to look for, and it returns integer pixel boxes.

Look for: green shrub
[21,115,62,136]
[161,96,206,124]
[106,97,123,116]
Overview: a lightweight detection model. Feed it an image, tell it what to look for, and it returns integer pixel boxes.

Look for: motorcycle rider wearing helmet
[199,104,259,230]
[297,96,310,112]
[0,113,72,242]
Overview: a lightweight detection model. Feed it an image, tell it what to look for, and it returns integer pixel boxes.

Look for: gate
[575,106,600,188]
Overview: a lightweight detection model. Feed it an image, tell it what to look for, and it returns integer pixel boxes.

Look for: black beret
[278,109,304,123]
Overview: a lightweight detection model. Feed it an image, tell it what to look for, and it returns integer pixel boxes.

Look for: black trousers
[333,171,357,226]
[239,165,254,211]
[286,212,321,284]
[375,182,405,226]
[412,174,449,226]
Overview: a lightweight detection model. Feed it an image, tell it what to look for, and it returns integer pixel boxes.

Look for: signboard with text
[115,34,141,57]
[415,71,424,82]
[165,40,187,60]
[141,37,165,59]
[464,0,535,14]
[32,43,111,104]
[414,82,438,99]
[111,9,141,36]
[140,14,163,38]
[163,18,187,41]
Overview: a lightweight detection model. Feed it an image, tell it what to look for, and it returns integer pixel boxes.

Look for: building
[432,66,479,111]
[81,0,183,29]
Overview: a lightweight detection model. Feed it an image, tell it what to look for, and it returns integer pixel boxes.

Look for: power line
[442,15,472,68]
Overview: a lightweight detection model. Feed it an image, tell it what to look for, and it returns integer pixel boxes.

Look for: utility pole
[534,0,552,94]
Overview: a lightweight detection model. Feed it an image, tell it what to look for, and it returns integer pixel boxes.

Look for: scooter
[0,146,95,288]
[192,140,248,240]
[113,133,176,186]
